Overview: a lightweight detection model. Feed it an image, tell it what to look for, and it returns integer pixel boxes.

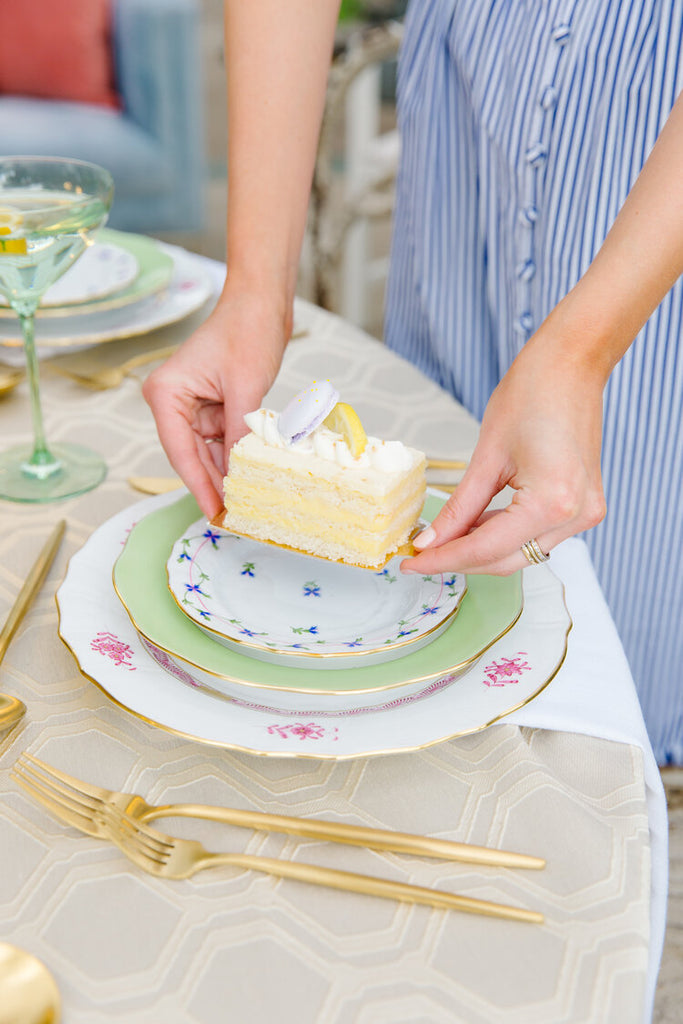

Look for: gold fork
[12,757,543,922]
[110,809,542,921]
[12,754,545,869]
[0,366,23,397]
[53,344,179,390]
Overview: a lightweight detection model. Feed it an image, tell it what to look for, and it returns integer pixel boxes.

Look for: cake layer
[224,463,426,527]
[223,497,424,566]
[223,489,425,565]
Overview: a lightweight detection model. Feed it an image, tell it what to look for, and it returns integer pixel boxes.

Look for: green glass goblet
[0,157,114,502]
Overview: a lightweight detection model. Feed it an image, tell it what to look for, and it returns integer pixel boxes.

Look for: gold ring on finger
[521,538,550,565]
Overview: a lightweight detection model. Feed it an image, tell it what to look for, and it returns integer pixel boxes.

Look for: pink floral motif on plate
[267,722,339,741]
[90,631,137,670]
[482,652,531,688]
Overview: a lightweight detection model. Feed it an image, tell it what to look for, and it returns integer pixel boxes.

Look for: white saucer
[40,241,138,306]
[167,517,467,668]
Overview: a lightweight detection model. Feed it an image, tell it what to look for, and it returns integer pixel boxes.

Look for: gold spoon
[52,344,179,390]
[0,520,66,732]
[0,367,23,398]
[0,943,60,1024]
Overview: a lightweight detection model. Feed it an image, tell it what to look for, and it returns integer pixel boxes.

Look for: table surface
[0,254,658,1024]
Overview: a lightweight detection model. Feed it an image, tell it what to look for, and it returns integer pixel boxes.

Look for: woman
[143,1,683,763]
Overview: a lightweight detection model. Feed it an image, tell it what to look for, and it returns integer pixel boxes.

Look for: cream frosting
[243,408,419,473]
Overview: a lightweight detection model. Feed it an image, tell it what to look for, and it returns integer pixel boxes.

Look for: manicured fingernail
[413,526,436,549]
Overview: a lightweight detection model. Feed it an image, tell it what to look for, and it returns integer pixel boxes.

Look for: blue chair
[0,0,205,233]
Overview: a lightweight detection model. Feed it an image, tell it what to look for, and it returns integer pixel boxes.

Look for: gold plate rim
[113,572,519,694]
[111,490,524,694]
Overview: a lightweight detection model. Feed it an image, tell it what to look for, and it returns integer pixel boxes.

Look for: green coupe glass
[0,157,114,502]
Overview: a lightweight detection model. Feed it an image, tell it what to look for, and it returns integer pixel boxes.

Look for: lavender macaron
[277,380,340,444]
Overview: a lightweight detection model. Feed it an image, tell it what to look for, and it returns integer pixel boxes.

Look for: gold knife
[426,457,469,470]
[127,475,184,495]
[127,456,470,496]
[0,520,66,730]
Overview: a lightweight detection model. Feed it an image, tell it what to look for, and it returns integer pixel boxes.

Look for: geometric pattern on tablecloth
[1,716,650,1024]
[0,298,651,1023]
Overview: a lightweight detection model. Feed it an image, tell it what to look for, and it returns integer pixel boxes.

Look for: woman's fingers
[149,396,224,517]
[404,468,605,575]
[141,290,289,522]
[414,455,503,551]
[403,503,555,575]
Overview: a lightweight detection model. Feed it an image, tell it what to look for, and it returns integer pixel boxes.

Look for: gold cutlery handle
[426,458,469,470]
[0,694,25,730]
[0,520,66,663]
[119,344,179,374]
[130,455,469,497]
[143,804,544,869]
[199,852,543,922]
[127,475,183,494]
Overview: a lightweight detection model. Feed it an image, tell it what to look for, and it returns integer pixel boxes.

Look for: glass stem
[20,311,58,472]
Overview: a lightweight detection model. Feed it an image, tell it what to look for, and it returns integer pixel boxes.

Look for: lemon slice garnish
[323,402,367,457]
[0,207,26,253]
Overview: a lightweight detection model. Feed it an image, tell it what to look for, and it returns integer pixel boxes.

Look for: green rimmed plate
[113,492,523,706]
[57,490,570,756]
[0,228,174,320]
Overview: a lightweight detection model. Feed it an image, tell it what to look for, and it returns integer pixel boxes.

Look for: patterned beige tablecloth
[0,263,660,1024]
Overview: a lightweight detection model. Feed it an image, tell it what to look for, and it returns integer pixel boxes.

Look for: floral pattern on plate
[56,492,572,758]
[167,518,467,665]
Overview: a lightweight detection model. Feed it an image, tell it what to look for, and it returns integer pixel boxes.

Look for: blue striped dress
[384,0,683,764]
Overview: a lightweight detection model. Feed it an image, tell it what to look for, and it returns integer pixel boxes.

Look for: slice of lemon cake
[222,381,426,568]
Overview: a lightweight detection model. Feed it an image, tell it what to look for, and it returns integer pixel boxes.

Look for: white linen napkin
[506,538,667,1024]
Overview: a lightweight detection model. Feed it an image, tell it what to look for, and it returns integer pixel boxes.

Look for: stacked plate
[0,228,215,354]
[57,489,573,758]
[165,515,470,669]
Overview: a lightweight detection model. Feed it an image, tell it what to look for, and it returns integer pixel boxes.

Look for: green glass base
[0,442,106,503]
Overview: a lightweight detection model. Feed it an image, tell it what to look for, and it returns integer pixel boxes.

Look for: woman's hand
[142,289,289,519]
[143,0,341,521]
[402,86,683,577]
[401,312,608,576]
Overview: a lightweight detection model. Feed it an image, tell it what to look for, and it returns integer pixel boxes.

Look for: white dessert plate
[56,491,571,759]
[18,240,138,307]
[167,516,467,668]
[0,244,214,354]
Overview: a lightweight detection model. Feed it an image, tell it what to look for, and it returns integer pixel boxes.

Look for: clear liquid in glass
[0,190,108,312]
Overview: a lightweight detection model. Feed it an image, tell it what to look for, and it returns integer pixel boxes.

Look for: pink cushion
[0,0,119,108]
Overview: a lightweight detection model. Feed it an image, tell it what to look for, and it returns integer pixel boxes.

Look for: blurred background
[0,0,405,338]
[174,0,407,340]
